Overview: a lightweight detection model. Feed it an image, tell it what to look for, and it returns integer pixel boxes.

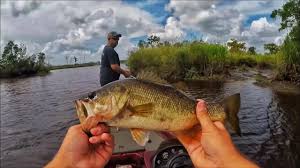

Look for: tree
[1,41,17,64]
[73,56,78,64]
[0,41,49,77]
[163,41,171,46]
[271,0,300,51]
[264,43,279,54]
[18,44,27,60]
[247,47,256,55]
[37,52,46,65]
[227,39,246,53]
[147,35,160,47]
[271,0,300,33]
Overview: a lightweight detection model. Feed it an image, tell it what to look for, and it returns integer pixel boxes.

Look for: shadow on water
[1,66,300,168]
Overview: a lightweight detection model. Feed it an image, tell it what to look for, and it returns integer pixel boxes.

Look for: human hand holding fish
[71,73,258,167]
[75,73,242,146]
[174,100,259,168]
[123,69,131,78]
[45,124,114,168]
[46,73,259,168]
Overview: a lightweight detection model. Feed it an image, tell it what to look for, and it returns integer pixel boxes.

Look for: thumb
[196,100,215,132]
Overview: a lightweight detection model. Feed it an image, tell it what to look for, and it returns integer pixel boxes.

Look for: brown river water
[1,66,300,168]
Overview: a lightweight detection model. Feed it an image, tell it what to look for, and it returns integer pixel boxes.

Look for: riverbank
[127,41,299,85]
[49,62,99,70]
[0,62,100,79]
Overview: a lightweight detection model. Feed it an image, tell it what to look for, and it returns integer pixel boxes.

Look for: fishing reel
[152,139,194,168]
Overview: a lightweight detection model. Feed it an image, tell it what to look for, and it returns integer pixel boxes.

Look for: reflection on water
[1,66,300,168]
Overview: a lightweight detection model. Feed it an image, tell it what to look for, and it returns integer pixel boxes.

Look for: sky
[0,0,287,65]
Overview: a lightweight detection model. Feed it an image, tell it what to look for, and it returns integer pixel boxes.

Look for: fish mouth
[75,99,89,123]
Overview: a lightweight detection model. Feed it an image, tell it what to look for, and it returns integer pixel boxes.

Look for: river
[1,66,300,168]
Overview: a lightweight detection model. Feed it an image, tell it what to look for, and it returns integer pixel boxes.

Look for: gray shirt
[100,45,120,86]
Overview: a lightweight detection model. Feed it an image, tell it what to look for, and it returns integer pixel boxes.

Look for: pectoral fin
[127,103,154,117]
[130,128,150,146]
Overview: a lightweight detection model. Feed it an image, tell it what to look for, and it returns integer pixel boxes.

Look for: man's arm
[111,64,131,77]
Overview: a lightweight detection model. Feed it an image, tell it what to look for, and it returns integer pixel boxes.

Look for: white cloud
[228,0,285,16]
[241,17,286,52]
[166,0,217,15]
[249,17,278,37]
[164,0,285,52]
[1,0,162,65]
[1,1,77,43]
[152,17,186,42]
[1,0,289,64]
[115,37,137,60]
[166,0,244,43]
[10,0,42,17]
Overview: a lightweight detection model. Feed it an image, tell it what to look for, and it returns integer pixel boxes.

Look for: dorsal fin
[136,71,169,85]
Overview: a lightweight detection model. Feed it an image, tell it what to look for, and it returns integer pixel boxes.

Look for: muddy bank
[236,68,300,94]
[170,67,300,95]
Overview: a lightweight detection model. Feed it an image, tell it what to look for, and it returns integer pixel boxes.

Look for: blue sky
[1,0,286,65]
[244,14,273,27]
[123,0,171,25]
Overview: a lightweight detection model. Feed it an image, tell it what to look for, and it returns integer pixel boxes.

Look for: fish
[74,72,241,146]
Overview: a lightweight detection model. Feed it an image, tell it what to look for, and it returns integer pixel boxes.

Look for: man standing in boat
[100,31,131,86]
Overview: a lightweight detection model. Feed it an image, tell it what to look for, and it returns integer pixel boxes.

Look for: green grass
[128,41,278,80]
[275,37,300,83]
[128,42,229,80]
[227,52,277,69]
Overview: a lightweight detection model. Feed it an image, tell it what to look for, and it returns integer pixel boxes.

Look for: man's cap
[107,31,122,39]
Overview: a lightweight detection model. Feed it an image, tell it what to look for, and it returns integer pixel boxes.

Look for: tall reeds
[128,41,278,80]
[275,37,300,82]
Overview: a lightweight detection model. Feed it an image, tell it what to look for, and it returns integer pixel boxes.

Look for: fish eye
[88,91,97,99]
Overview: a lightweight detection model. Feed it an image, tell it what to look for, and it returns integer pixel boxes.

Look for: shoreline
[1,64,299,90]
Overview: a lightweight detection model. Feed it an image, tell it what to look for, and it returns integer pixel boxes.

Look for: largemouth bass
[75,74,241,146]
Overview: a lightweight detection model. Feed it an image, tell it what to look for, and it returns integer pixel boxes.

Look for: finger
[100,133,114,155]
[89,133,114,146]
[90,124,110,136]
[89,135,102,144]
[214,121,226,131]
[214,122,231,138]
[196,100,216,132]
[94,133,114,162]
[101,133,114,147]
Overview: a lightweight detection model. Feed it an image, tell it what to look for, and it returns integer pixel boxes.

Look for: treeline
[49,62,99,70]
[0,41,50,78]
[128,0,299,83]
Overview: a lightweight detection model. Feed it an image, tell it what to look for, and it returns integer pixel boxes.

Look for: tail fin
[224,93,241,136]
